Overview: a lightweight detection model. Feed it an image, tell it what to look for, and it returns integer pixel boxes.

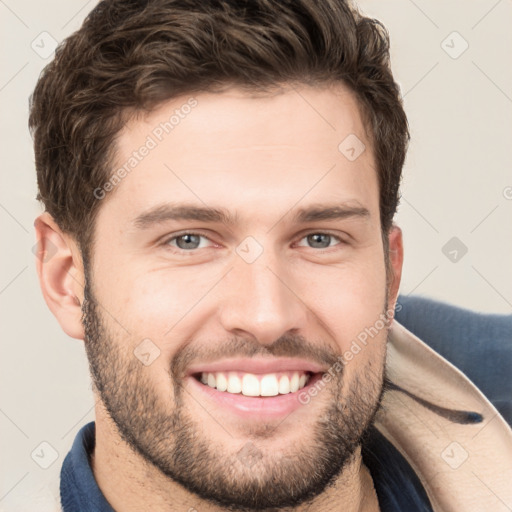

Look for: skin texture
[35,83,403,511]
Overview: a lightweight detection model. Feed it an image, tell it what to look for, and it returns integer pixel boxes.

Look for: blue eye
[297,233,343,249]
[166,233,212,250]
[164,231,344,253]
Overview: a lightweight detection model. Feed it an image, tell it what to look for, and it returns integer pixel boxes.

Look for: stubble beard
[82,273,388,511]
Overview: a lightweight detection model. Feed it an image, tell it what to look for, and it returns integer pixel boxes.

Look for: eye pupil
[308,233,331,249]
[176,234,201,250]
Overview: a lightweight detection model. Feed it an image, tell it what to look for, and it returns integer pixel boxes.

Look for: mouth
[185,358,326,419]
[192,370,314,397]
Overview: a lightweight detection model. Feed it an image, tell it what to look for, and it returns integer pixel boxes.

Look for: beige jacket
[377,320,512,511]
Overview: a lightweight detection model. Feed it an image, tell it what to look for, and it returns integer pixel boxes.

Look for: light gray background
[1,0,511,510]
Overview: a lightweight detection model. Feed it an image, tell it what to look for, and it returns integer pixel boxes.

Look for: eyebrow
[132,202,371,229]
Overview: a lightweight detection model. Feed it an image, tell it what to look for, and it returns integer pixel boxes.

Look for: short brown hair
[29,0,409,256]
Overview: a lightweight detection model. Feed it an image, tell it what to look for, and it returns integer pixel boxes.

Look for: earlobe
[34,213,85,340]
[386,224,404,315]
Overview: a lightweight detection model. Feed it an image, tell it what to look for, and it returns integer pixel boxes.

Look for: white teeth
[242,374,260,396]
[198,370,311,396]
[260,374,279,396]
[227,372,242,394]
[290,372,300,393]
[278,375,291,394]
[216,372,228,392]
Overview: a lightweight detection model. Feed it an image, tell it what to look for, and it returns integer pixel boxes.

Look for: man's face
[83,84,396,509]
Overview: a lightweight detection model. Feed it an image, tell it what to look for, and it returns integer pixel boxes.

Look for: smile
[194,370,312,397]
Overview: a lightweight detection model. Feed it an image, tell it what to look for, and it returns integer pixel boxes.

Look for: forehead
[101,83,378,228]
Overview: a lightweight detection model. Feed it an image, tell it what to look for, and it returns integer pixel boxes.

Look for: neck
[91,405,380,512]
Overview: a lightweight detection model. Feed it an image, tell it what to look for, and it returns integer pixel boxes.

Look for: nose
[218,250,309,346]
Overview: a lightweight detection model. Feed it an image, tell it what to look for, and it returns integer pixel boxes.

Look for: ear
[386,224,404,316]
[34,213,85,340]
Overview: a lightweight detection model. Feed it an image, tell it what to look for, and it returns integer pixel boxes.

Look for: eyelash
[162,231,346,253]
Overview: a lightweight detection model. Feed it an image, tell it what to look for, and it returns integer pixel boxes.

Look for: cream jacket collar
[378,320,512,511]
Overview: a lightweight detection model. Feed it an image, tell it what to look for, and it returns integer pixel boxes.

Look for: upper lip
[187,357,326,376]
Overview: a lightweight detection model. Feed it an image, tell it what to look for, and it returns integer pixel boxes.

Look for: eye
[296,232,344,250]
[165,232,214,251]
[163,231,345,253]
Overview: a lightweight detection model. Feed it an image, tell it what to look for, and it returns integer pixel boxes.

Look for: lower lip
[187,373,323,419]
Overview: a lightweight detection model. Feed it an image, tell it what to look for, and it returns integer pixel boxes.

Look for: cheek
[292,255,388,382]
[97,263,210,335]
[294,257,387,340]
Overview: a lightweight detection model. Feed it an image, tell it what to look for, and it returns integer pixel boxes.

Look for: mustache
[170,332,341,381]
